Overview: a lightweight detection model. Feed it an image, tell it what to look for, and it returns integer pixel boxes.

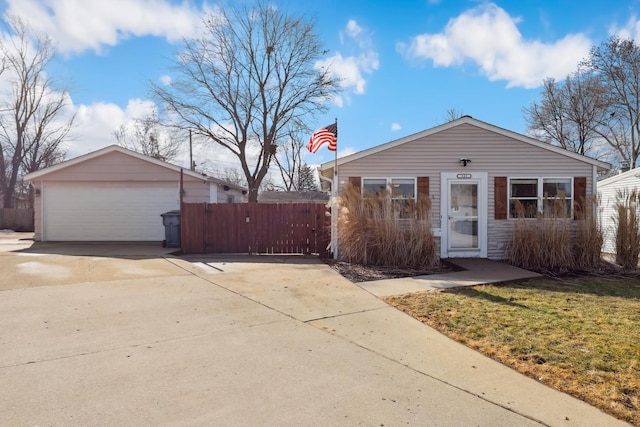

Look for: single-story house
[23,145,247,242]
[597,167,640,254]
[319,116,610,260]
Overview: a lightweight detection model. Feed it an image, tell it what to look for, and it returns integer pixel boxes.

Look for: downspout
[318,167,338,260]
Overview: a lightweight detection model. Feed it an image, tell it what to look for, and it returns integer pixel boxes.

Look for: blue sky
[2,0,640,176]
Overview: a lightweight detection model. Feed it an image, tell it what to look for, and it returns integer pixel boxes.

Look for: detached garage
[24,145,247,242]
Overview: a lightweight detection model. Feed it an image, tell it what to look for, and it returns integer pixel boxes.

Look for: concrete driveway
[0,237,627,426]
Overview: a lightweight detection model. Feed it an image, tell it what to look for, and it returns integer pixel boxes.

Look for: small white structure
[597,167,640,254]
[24,145,247,242]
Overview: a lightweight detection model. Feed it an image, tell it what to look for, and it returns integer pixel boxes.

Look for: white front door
[441,172,488,258]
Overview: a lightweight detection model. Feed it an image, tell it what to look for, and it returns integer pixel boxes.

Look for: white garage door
[43,182,180,241]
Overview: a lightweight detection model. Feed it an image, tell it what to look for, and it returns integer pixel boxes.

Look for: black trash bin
[161,210,181,248]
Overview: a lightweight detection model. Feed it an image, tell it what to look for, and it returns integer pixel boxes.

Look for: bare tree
[523,69,609,157]
[583,36,640,167]
[0,18,74,207]
[218,167,247,186]
[151,2,340,202]
[442,107,465,123]
[272,127,305,191]
[114,113,182,163]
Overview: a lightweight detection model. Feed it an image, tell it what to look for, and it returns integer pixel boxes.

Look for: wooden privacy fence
[181,202,330,256]
[0,208,34,231]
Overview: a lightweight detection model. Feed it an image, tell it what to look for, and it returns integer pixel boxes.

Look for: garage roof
[23,145,247,192]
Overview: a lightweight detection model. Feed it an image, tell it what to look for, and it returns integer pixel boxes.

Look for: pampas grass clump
[614,189,640,270]
[573,196,604,270]
[336,183,438,268]
[510,199,572,270]
[511,194,605,271]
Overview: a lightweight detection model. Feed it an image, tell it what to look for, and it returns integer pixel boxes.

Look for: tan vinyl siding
[216,187,245,203]
[37,151,213,203]
[336,123,596,260]
[36,151,184,182]
[182,181,210,203]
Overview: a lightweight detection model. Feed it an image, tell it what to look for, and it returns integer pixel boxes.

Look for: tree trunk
[248,187,259,203]
[3,188,13,208]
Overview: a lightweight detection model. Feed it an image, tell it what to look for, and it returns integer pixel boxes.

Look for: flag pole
[333,117,339,260]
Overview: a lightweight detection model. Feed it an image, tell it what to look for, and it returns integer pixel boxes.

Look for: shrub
[336,183,438,268]
[614,189,640,270]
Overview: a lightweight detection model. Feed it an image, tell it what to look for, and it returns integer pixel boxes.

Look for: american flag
[307,123,337,153]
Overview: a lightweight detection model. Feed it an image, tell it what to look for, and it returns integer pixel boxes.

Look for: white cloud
[338,147,355,158]
[397,3,591,88]
[346,19,362,38]
[68,98,154,156]
[4,0,208,54]
[391,122,401,131]
[159,75,172,86]
[316,19,379,106]
[610,15,640,41]
[316,53,369,95]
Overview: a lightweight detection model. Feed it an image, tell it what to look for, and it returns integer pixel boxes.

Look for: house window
[509,178,573,218]
[362,177,416,218]
[390,178,416,218]
[362,178,387,196]
[227,195,235,203]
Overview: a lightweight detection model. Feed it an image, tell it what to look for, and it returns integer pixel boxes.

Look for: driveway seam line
[0,320,289,370]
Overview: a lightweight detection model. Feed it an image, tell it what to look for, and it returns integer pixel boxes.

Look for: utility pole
[189,129,195,171]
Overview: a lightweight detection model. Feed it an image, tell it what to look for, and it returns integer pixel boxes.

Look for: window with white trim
[509,178,573,218]
[362,178,387,196]
[362,177,416,218]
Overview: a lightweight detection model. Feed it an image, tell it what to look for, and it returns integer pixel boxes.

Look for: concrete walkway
[359,258,543,297]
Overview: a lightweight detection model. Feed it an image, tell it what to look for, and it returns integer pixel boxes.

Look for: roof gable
[23,145,204,180]
[23,145,247,190]
[598,167,640,188]
[320,116,610,171]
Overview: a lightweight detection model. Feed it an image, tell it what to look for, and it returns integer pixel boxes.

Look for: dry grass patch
[384,276,640,426]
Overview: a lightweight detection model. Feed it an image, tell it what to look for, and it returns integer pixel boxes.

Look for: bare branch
[0,17,74,208]
[582,36,640,167]
[114,113,183,163]
[151,2,341,201]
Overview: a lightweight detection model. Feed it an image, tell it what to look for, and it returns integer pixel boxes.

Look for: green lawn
[384,275,640,426]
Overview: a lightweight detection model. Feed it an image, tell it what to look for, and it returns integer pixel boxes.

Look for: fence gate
[181,203,330,256]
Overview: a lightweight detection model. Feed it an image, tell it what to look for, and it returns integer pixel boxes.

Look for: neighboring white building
[597,167,640,254]
[24,145,247,242]
[319,116,610,260]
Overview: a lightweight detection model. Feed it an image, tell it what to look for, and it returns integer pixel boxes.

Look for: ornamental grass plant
[614,188,640,270]
[336,183,438,268]
[509,197,573,271]
[573,196,604,270]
